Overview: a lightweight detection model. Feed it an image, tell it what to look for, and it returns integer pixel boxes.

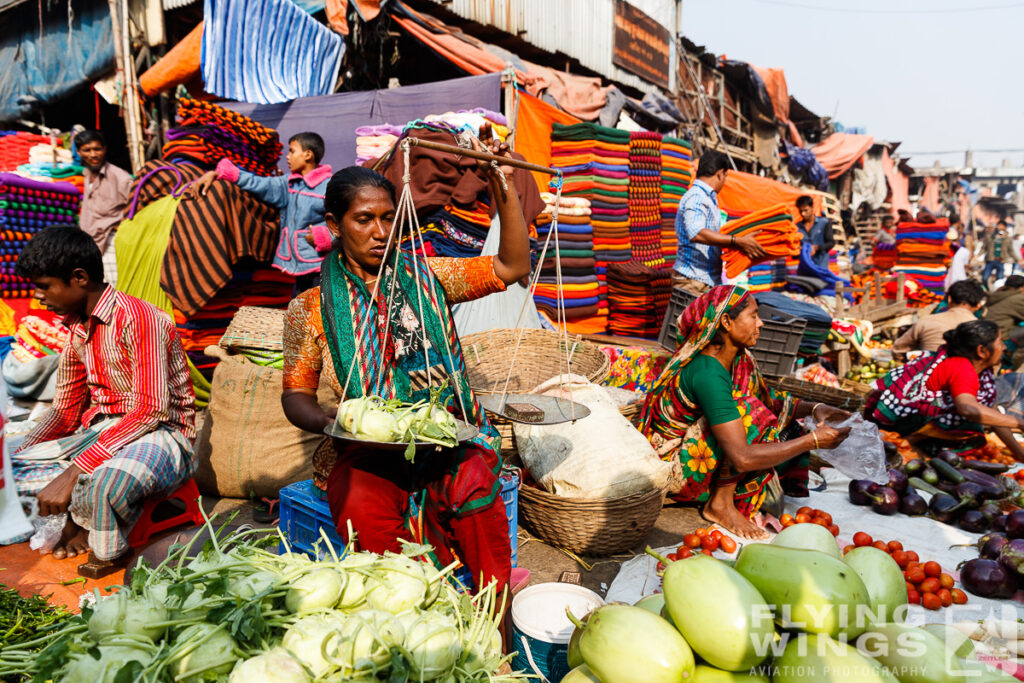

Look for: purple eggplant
[1000,539,1024,581]
[978,502,1003,523]
[960,558,1018,599]
[993,514,1008,533]
[980,533,1009,559]
[1005,510,1024,539]
[935,449,963,468]
[959,509,990,533]
[958,469,1006,500]
[954,482,987,509]
[929,492,965,523]
[887,469,909,495]
[899,491,928,516]
[849,479,878,506]
[870,486,900,516]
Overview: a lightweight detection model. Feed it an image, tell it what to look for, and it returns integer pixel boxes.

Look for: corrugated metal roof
[422,0,678,94]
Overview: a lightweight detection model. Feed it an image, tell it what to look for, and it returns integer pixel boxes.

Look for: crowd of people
[7,129,1024,565]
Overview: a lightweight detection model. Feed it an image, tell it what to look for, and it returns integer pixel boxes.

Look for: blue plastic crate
[278,470,519,569]
[278,480,346,560]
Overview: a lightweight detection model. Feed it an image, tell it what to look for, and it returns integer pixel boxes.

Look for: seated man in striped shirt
[11,226,196,570]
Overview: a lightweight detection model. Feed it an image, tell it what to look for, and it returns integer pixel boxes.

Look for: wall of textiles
[540,121,693,337]
[118,101,295,389]
[0,174,81,299]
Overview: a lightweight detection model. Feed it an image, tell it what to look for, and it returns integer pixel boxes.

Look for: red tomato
[887,540,903,553]
[683,534,702,549]
[906,550,920,563]
[908,590,921,605]
[816,512,833,526]
[710,530,723,540]
[780,514,794,526]
[719,536,737,554]
[828,524,840,537]
[812,518,830,528]
[939,574,954,590]
[923,561,942,578]
[794,514,812,524]
[872,541,889,552]
[701,548,714,556]
[695,528,709,538]
[905,581,916,594]
[937,589,952,608]
[666,553,678,562]
[951,589,968,605]
[906,567,927,585]
[891,551,909,569]
[796,506,814,517]
[656,561,666,572]
[701,536,720,552]
[921,593,942,611]
[677,547,692,559]
[919,577,941,595]
[843,545,855,554]
[853,532,873,547]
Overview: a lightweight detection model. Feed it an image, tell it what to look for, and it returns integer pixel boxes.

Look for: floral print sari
[640,286,803,515]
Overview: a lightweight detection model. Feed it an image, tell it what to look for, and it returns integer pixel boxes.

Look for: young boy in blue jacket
[194,132,332,288]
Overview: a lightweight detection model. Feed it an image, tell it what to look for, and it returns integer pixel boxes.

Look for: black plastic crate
[657,286,806,377]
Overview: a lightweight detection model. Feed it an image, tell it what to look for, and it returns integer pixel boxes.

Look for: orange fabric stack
[720,204,803,279]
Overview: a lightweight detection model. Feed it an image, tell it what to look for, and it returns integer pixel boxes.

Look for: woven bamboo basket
[460,329,610,458]
[518,484,666,556]
[219,306,286,352]
[766,375,869,412]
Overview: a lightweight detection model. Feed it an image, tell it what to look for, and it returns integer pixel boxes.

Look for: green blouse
[677,353,740,426]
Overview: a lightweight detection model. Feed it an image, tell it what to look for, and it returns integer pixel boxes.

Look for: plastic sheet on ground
[606,467,1024,629]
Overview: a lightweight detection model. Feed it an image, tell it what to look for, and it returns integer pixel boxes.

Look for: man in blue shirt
[795,195,835,270]
[674,150,765,286]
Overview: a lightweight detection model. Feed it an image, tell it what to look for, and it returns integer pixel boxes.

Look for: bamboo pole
[402,137,560,177]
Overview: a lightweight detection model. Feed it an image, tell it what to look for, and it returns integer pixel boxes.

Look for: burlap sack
[194,354,337,499]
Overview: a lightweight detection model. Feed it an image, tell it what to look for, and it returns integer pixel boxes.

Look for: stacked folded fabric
[720,204,802,279]
[534,193,608,333]
[0,173,80,298]
[606,261,672,338]
[893,219,950,295]
[627,132,665,268]
[163,99,283,176]
[659,136,693,264]
[0,132,51,171]
[746,258,790,292]
[872,242,897,270]
[355,124,403,165]
[552,123,633,269]
[174,268,295,379]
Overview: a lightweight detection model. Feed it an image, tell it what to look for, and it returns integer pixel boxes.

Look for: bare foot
[703,497,770,540]
[50,518,89,560]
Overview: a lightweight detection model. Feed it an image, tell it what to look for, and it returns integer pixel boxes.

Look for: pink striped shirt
[19,286,196,474]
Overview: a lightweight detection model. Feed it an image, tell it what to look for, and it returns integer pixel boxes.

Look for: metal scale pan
[477,393,591,425]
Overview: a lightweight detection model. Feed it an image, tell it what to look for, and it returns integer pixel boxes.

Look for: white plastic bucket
[510,583,603,682]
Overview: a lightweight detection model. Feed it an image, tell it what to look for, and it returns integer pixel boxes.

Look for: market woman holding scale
[280,131,533,595]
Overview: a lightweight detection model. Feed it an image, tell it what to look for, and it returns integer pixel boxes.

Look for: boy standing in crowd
[795,194,834,270]
[11,227,195,572]
[194,132,332,291]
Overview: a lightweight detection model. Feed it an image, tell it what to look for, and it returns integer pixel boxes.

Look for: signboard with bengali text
[612,0,672,89]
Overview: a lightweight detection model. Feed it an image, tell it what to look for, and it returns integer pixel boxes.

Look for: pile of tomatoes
[656,528,739,570]
[779,506,840,537]
[842,532,967,611]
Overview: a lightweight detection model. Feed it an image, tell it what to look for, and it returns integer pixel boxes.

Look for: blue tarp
[0,0,114,122]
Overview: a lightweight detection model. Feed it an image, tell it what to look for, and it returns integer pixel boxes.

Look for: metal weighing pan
[324,419,480,453]
[477,393,591,425]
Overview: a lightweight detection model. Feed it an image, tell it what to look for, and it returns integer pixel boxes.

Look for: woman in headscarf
[641,286,851,538]
[280,138,530,595]
[865,319,1024,460]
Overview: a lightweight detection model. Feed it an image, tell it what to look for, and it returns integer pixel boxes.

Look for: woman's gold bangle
[812,402,825,419]
[812,431,820,450]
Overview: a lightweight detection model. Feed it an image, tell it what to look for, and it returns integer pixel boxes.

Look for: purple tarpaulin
[0,172,80,197]
[222,73,502,175]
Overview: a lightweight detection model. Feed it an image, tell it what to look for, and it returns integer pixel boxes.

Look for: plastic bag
[29,513,67,552]
[800,413,888,484]
[0,378,34,545]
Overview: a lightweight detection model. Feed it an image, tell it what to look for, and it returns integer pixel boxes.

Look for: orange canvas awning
[139,22,203,96]
[812,132,874,179]
[513,91,582,189]
[718,170,827,217]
